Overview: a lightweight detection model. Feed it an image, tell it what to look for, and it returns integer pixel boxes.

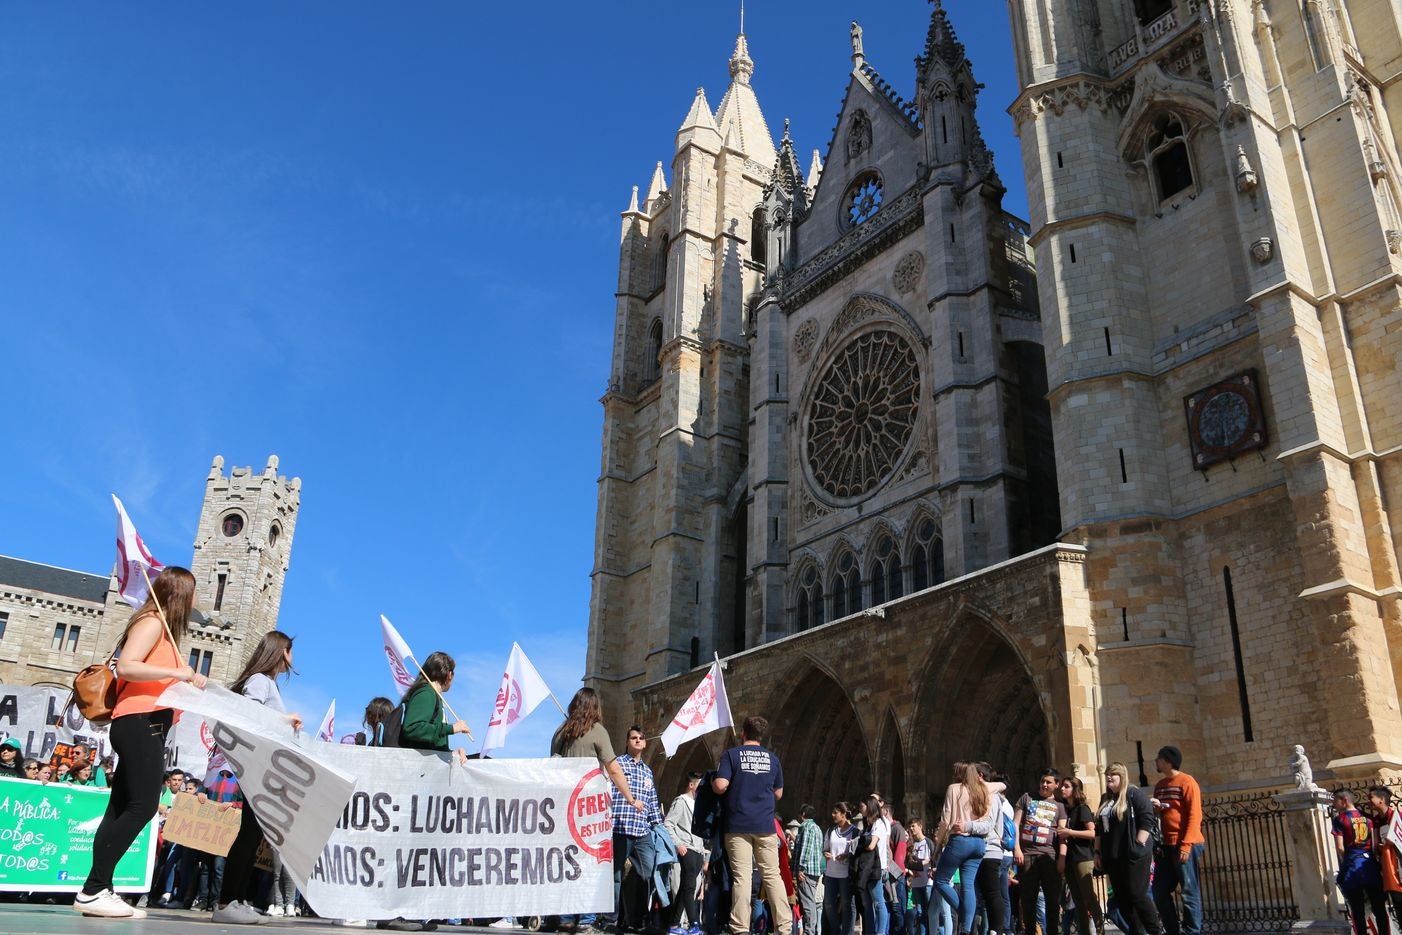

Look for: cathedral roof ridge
[858,62,922,127]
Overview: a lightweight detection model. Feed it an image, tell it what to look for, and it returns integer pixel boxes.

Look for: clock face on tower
[1184,371,1268,470]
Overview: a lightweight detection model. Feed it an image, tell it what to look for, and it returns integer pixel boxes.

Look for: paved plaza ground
[0,905,510,935]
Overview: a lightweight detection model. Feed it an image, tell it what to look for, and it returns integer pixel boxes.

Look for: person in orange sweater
[1367,787,1402,927]
[1151,746,1204,935]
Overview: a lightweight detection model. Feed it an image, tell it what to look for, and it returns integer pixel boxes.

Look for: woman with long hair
[1057,776,1104,935]
[1095,763,1161,935]
[933,762,1006,935]
[551,687,641,809]
[974,763,1014,935]
[213,630,303,925]
[550,687,642,935]
[75,567,206,920]
[856,795,891,935]
[363,696,395,747]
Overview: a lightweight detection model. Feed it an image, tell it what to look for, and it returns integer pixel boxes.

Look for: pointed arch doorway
[768,662,872,812]
[912,614,1051,815]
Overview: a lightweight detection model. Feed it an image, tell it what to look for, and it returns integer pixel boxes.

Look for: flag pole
[716,652,739,746]
[549,692,567,716]
[405,653,474,741]
[137,565,181,651]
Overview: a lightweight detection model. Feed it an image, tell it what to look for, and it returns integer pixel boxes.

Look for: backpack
[999,796,1017,851]
[379,700,406,748]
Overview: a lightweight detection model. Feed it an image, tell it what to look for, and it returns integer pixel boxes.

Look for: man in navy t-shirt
[712,716,789,935]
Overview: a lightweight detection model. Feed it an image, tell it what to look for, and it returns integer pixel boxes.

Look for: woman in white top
[858,795,891,935]
[823,801,860,935]
[212,631,303,926]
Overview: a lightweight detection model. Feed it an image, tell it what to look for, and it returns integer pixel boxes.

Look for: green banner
[0,776,155,893]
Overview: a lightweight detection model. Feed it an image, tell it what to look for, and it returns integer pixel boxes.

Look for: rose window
[847,175,883,227]
[806,330,920,501]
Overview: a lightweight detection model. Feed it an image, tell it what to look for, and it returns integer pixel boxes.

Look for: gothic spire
[765,119,806,200]
[645,161,667,211]
[676,87,722,151]
[714,30,776,165]
[918,0,970,80]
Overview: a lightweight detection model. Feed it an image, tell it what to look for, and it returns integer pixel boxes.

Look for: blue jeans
[932,886,952,935]
[823,875,855,935]
[613,832,657,929]
[934,834,986,934]
[863,875,890,935]
[888,873,908,935]
[905,880,929,935]
[1153,844,1203,935]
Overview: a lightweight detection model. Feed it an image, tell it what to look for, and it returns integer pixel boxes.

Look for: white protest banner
[0,684,112,763]
[660,659,733,757]
[163,713,216,773]
[157,682,357,883]
[288,746,614,920]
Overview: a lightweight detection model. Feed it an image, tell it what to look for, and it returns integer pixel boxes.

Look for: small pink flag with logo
[111,494,164,608]
[379,615,416,697]
[480,643,552,755]
[661,658,733,757]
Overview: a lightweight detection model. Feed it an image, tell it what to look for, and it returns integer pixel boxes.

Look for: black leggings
[671,848,704,927]
[1106,856,1161,935]
[975,858,1007,934]
[84,709,172,895]
[218,805,265,906]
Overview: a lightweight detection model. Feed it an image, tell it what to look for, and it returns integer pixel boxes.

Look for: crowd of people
[553,699,1213,935]
[20,563,1397,935]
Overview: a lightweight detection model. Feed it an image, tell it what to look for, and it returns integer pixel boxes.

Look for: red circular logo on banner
[199,721,215,752]
[567,767,614,865]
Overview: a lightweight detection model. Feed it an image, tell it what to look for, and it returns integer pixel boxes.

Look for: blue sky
[0,2,1025,756]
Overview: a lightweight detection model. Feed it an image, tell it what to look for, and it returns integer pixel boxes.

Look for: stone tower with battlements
[1006,0,1402,777]
[187,454,301,686]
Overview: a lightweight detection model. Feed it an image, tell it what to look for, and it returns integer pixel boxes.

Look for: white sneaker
[491,919,518,929]
[267,904,284,917]
[73,889,140,918]
[212,900,269,925]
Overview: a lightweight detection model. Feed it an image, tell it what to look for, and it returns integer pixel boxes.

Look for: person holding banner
[213,631,304,925]
[76,566,207,921]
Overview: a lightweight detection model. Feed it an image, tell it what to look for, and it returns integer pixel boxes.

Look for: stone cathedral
[588,0,1402,817]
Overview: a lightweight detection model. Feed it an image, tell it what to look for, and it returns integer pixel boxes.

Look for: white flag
[480,643,553,756]
[112,494,165,608]
[661,659,733,757]
[316,699,336,742]
[379,615,416,696]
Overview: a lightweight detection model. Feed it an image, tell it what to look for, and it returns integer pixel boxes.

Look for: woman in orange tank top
[75,567,207,920]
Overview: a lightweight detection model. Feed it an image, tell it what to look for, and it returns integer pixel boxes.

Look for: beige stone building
[588,0,1402,823]
[0,455,300,689]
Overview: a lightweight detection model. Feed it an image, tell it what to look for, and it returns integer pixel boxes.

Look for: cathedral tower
[587,32,774,733]
[187,454,301,685]
[1007,0,1402,779]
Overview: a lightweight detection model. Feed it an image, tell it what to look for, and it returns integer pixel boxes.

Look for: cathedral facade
[0,455,300,689]
[588,0,1402,816]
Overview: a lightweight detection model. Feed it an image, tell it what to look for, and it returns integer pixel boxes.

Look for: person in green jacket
[400,651,471,753]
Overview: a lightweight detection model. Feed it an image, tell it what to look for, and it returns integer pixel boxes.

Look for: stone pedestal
[1273,788,1347,933]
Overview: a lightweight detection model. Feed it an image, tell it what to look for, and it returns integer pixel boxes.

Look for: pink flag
[112,494,164,608]
[316,700,336,743]
[379,615,416,697]
[480,643,553,755]
[660,659,733,757]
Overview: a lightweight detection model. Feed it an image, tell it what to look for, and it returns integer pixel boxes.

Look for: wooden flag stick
[137,565,182,652]
[548,691,567,716]
[406,653,474,742]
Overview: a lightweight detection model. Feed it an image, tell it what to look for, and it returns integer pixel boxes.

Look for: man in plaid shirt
[792,804,825,935]
[610,726,665,931]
